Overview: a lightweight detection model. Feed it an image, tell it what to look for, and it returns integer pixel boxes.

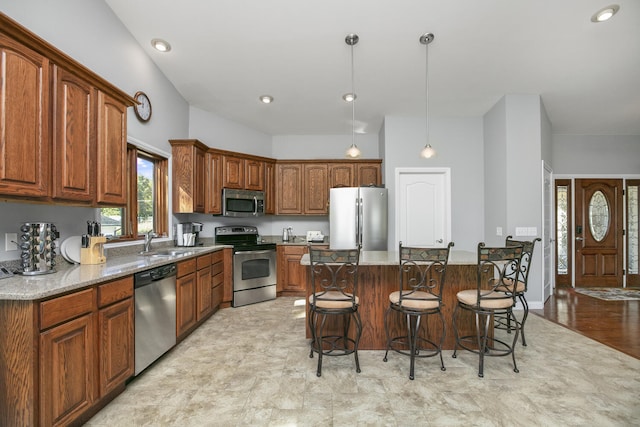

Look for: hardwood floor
[531,286,640,360]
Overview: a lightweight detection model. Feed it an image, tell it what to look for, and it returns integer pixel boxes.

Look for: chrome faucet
[143,230,156,253]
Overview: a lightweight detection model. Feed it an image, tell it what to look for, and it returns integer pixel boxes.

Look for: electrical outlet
[496,227,502,236]
[5,233,17,251]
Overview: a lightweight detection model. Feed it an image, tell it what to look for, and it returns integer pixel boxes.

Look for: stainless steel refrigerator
[329,187,388,250]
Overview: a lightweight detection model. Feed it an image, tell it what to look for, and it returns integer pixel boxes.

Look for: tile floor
[86,297,640,426]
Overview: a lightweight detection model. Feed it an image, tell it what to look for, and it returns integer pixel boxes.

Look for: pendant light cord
[425,38,429,145]
[351,42,356,147]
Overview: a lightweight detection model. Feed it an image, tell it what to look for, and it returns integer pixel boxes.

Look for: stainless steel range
[215,226,277,307]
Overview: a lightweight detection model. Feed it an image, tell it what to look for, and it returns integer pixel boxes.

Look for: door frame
[554,173,640,288]
[542,161,554,301]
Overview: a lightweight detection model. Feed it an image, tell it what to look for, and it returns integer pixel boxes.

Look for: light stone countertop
[300,249,476,266]
[0,245,229,301]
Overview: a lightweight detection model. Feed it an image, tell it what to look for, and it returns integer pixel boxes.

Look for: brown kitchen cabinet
[222,154,245,189]
[328,163,354,188]
[0,15,134,206]
[245,159,265,191]
[356,162,382,186]
[170,139,208,213]
[211,250,225,310]
[277,245,309,296]
[97,277,134,398]
[206,151,223,214]
[304,164,329,215]
[276,163,304,215]
[176,258,198,338]
[196,253,213,321]
[0,32,50,198]
[39,289,96,427]
[264,160,276,214]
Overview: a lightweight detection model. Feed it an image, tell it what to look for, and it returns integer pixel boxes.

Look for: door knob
[436,238,443,243]
[576,237,584,241]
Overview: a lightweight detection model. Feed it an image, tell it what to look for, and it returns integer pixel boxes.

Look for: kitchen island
[301,250,481,350]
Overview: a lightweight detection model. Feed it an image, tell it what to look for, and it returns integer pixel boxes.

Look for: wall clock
[133,91,152,122]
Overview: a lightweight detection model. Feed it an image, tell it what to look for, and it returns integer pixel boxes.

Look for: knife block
[80,236,107,265]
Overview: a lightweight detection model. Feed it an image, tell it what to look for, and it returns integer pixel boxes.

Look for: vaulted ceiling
[105,0,640,137]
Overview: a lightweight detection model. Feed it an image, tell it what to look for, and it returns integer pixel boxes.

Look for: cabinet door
[176,272,197,337]
[96,91,127,206]
[98,298,134,397]
[304,164,329,215]
[245,159,264,191]
[276,164,303,215]
[52,66,95,202]
[264,160,276,214]
[356,162,382,187]
[222,155,245,189]
[40,314,95,427]
[329,163,354,188]
[206,151,222,214]
[194,147,206,212]
[278,245,308,293]
[196,265,212,321]
[0,34,50,198]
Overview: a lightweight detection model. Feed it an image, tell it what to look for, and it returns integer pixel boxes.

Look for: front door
[574,179,623,287]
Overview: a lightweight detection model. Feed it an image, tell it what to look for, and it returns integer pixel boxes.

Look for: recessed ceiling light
[259,95,273,104]
[151,38,171,52]
[591,4,620,22]
[342,93,357,102]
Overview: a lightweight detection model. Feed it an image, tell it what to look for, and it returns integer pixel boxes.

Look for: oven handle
[234,249,275,256]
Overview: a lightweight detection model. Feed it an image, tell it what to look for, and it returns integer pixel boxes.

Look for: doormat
[574,287,640,301]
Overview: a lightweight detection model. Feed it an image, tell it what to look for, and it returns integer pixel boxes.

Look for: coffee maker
[174,222,203,247]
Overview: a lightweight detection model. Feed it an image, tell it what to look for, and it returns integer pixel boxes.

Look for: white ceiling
[105,0,640,137]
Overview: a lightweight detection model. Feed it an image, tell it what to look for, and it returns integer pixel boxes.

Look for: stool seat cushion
[456,289,514,309]
[495,278,525,293]
[389,290,439,309]
[309,291,358,309]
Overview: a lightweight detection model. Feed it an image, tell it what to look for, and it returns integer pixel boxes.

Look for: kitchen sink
[139,247,201,257]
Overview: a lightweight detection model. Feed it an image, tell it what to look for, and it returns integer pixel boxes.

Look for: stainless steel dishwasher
[134,263,177,375]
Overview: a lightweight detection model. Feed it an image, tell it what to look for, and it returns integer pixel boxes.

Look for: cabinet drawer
[98,276,133,308]
[211,250,224,264]
[212,271,223,288]
[197,253,212,269]
[212,261,224,277]
[177,259,197,277]
[40,288,95,330]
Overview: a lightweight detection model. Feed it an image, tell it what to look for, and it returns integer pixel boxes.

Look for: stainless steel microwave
[222,188,265,217]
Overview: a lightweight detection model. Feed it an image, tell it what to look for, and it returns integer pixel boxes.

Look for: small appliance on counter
[17,222,59,275]
[306,231,325,243]
[174,222,203,247]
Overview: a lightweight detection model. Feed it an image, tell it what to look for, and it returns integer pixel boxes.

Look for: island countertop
[300,249,476,266]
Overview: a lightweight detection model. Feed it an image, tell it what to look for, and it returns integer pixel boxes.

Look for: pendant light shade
[420,32,435,159]
[345,33,361,159]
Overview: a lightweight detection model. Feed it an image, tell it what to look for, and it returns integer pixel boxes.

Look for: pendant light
[345,33,361,159]
[420,32,436,159]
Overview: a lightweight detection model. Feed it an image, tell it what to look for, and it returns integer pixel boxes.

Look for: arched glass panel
[589,190,609,242]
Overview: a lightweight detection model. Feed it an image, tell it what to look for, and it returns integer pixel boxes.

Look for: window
[100,145,168,240]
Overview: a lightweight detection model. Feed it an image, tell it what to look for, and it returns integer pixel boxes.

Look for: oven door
[233,249,276,291]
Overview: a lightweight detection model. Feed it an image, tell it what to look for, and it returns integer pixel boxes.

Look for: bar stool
[308,246,361,377]
[383,242,454,380]
[494,236,541,346]
[452,242,524,378]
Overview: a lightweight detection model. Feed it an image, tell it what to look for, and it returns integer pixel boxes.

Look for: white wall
[382,116,485,252]
[552,135,640,174]
[483,97,508,246]
[0,0,189,261]
[272,134,380,159]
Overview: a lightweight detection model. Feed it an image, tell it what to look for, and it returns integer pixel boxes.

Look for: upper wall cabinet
[0,33,50,198]
[170,139,208,213]
[0,13,135,206]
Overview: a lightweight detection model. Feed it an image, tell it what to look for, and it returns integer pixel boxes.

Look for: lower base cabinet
[277,245,309,295]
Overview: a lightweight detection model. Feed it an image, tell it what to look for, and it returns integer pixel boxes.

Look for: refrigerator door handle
[358,197,363,246]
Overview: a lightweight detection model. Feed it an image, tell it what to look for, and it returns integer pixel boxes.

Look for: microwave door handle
[253,196,258,216]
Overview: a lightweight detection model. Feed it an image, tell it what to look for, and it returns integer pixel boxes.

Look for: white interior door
[395,168,451,247]
[543,161,554,302]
